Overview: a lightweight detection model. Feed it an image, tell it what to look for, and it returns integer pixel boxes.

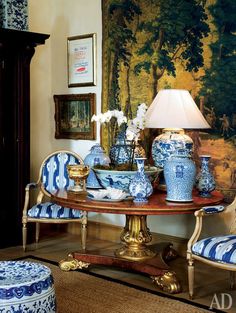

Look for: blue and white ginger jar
[164,149,196,202]
[84,143,110,188]
[84,143,110,167]
[129,158,153,203]
[109,131,145,165]
[196,155,216,198]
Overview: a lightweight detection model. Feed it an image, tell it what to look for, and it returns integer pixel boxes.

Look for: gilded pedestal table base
[115,215,156,261]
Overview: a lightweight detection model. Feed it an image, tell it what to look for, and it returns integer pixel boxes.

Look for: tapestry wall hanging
[101,0,236,201]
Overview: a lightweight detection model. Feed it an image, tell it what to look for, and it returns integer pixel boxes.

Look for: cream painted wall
[27,0,230,239]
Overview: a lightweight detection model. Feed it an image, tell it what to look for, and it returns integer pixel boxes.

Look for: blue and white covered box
[0,0,28,30]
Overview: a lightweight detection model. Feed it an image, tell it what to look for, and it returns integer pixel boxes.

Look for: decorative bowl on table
[87,189,110,200]
[93,166,160,193]
[87,187,129,202]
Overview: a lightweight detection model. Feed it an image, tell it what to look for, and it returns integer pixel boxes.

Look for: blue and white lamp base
[152,128,193,169]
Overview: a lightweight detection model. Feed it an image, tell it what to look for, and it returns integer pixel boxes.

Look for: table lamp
[145,89,210,169]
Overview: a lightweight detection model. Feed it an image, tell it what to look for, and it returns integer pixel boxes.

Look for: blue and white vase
[129,158,153,203]
[84,144,110,188]
[196,155,216,198]
[109,130,145,166]
[164,149,196,202]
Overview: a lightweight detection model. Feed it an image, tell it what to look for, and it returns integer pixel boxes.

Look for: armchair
[22,150,87,251]
[187,196,236,299]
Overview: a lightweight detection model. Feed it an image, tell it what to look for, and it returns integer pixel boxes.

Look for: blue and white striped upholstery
[192,235,236,265]
[28,202,82,219]
[42,152,81,193]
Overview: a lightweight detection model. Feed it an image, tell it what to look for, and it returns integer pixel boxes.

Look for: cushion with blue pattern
[192,235,236,265]
[28,202,82,219]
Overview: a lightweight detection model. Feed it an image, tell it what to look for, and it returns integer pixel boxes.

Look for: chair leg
[188,259,195,300]
[36,223,40,248]
[81,219,87,251]
[230,271,235,290]
[22,223,27,252]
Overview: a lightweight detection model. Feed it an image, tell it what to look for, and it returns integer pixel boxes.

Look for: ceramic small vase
[84,144,110,189]
[164,149,196,202]
[129,158,153,203]
[196,155,216,198]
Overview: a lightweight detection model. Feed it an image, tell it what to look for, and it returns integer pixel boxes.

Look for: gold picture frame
[67,33,96,87]
[54,93,96,140]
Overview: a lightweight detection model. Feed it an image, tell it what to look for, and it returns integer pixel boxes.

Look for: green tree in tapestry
[106,0,141,112]
[104,0,210,134]
[200,0,236,139]
[104,0,142,142]
[135,0,210,100]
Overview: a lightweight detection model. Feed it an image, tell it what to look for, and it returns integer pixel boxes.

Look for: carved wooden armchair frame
[187,196,236,299]
[22,150,87,251]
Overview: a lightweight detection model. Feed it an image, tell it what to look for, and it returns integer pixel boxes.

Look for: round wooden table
[52,189,224,294]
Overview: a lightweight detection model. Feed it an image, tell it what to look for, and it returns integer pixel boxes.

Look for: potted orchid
[91,104,159,192]
[91,103,147,169]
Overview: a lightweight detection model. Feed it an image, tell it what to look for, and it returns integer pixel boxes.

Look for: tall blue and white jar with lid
[129,158,153,203]
[164,149,196,202]
[195,155,216,198]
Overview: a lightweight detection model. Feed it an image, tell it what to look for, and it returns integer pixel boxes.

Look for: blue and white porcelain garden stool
[0,261,56,312]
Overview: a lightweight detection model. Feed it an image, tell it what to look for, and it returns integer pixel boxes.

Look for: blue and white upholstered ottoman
[0,261,56,312]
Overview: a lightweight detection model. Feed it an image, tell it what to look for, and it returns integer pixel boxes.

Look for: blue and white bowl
[93,167,159,193]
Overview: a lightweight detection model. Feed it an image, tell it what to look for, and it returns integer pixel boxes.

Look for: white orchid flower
[91,104,147,154]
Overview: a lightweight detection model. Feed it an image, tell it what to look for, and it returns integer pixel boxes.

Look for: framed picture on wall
[54,93,96,140]
[67,33,97,87]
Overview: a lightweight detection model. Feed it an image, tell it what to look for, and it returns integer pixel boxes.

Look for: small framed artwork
[54,93,96,140]
[67,33,96,87]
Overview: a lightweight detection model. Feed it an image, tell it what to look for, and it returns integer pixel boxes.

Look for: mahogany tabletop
[51,189,224,216]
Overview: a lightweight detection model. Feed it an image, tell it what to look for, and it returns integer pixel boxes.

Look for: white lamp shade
[145,89,210,129]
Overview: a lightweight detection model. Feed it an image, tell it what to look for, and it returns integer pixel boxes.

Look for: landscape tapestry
[102,0,236,200]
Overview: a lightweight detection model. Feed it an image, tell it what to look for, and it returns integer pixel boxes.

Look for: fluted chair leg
[230,271,235,290]
[81,221,87,251]
[36,223,40,248]
[188,259,195,300]
[22,223,27,252]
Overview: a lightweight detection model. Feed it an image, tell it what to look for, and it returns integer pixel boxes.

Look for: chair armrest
[22,182,40,219]
[25,182,38,191]
[196,205,225,217]
[187,205,225,258]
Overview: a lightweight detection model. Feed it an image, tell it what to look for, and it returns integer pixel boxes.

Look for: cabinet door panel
[0,29,49,248]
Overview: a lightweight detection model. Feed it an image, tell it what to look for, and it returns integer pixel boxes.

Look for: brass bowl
[67,164,90,180]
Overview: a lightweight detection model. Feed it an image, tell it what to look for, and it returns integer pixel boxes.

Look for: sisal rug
[14,256,223,313]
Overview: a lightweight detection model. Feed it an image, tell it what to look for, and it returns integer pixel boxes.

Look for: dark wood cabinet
[0,28,49,248]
